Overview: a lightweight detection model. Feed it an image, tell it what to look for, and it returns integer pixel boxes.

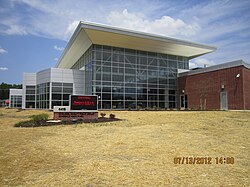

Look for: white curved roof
[56,21,216,68]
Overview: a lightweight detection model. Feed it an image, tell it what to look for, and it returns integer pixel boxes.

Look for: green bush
[14,114,49,128]
[29,113,49,122]
[15,120,36,127]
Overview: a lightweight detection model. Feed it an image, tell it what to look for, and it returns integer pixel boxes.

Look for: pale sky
[0,0,250,83]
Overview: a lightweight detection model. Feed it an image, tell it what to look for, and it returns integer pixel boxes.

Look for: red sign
[5,100,10,105]
[70,95,98,110]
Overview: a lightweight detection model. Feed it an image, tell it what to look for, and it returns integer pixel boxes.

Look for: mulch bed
[14,117,122,128]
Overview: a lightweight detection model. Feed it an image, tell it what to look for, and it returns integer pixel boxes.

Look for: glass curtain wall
[25,82,73,110]
[10,95,22,108]
[25,85,36,108]
[71,44,188,110]
[51,82,73,109]
[36,82,50,109]
[72,47,92,95]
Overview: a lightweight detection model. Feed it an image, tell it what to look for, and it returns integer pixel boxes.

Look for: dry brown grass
[0,108,249,186]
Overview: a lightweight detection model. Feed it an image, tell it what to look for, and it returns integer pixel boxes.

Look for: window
[26,85,36,108]
[10,95,22,108]
[52,87,62,93]
[36,83,50,109]
[89,44,186,109]
[51,82,73,108]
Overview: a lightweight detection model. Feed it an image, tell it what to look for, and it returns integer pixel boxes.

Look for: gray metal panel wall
[21,68,85,109]
[72,69,85,95]
[22,73,36,109]
[10,89,23,96]
[50,68,85,95]
[37,69,51,84]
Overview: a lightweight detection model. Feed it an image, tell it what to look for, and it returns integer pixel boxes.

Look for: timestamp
[215,157,234,164]
[174,157,235,164]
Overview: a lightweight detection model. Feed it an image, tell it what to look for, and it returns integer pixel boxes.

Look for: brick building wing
[178,60,250,110]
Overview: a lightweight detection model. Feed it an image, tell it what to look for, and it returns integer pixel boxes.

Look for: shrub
[109,114,115,119]
[15,114,49,128]
[77,118,84,123]
[100,113,106,118]
[29,113,49,122]
[14,120,35,128]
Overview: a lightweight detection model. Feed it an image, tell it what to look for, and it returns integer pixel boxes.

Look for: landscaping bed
[14,113,121,127]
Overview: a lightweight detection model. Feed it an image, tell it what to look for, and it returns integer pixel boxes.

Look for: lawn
[0,108,249,186]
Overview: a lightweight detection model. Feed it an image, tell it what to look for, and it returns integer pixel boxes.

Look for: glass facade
[36,82,50,109]
[25,82,73,109]
[71,44,189,110]
[10,95,22,108]
[72,48,92,94]
[25,85,36,108]
[51,82,73,108]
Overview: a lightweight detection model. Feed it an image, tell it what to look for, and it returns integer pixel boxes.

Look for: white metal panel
[37,68,51,84]
[86,29,212,57]
[23,73,36,85]
[57,29,92,69]
[10,89,22,96]
[56,22,216,69]
[22,73,36,109]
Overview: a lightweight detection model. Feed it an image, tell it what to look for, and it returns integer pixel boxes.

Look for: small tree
[109,114,115,119]
[100,113,106,118]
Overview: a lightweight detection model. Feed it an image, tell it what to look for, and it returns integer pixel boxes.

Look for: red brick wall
[243,67,250,109]
[54,112,98,120]
[178,66,245,110]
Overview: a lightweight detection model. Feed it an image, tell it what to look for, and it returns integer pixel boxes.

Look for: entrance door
[180,95,188,110]
[220,91,228,110]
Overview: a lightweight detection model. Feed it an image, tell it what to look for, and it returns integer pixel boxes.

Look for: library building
[9,22,250,110]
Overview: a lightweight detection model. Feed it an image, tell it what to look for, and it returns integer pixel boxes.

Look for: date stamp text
[174,157,234,164]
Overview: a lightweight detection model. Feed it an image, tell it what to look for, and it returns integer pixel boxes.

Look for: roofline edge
[179,60,250,77]
[56,21,217,68]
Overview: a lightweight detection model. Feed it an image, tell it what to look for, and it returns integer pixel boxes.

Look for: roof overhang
[56,21,216,69]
